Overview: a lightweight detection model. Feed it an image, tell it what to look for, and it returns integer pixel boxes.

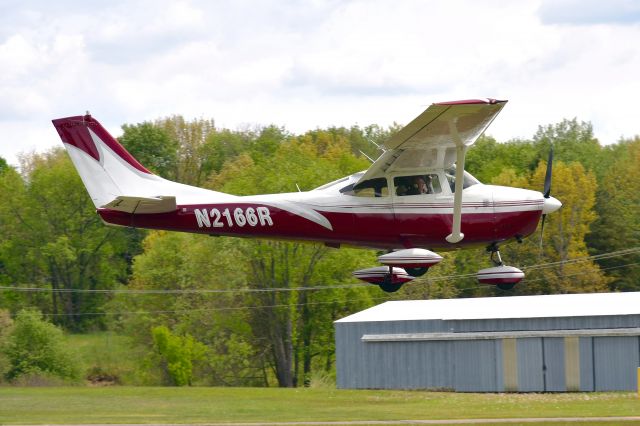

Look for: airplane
[52,98,562,293]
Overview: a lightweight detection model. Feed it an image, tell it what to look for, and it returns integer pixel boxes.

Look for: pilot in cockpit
[408,175,433,195]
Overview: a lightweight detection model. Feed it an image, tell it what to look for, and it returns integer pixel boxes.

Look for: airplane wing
[356,99,507,184]
[356,99,507,244]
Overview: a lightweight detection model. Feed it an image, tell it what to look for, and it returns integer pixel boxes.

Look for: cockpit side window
[394,174,442,196]
[341,177,388,197]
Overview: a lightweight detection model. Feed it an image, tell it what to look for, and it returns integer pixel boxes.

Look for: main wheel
[379,282,403,293]
[497,283,516,291]
[404,267,429,277]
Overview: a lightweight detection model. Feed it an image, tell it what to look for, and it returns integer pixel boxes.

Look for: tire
[379,282,403,293]
[497,283,516,291]
[404,267,429,277]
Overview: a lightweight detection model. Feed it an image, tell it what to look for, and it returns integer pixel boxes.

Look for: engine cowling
[353,266,415,285]
[378,248,443,268]
[476,265,524,289]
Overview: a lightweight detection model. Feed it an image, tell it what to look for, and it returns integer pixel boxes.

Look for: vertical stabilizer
[52,114,234,209]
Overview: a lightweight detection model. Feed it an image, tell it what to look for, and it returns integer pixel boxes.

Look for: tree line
[0,115,638,386]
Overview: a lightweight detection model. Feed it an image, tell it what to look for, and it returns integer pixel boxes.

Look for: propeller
[539,147,553,248]
[543,146,553,198]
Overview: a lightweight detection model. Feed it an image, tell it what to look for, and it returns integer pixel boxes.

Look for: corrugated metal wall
[454,340,501,391]
[335,315,640,391]
[593,336,640,391]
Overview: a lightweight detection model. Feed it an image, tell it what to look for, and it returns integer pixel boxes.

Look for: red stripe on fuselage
[98,204,541,250]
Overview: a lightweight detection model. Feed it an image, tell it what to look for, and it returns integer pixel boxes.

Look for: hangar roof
[335,292,640,323]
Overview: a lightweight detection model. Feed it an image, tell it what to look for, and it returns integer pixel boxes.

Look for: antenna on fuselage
[366,137,387,154]
[359,150,375,163]
[362,137,386,162]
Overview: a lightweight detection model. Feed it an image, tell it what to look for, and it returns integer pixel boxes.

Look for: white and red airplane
[52,99,561,292]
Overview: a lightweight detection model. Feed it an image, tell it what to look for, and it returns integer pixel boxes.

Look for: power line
[38,261,640,318]
[424,247,640,284]
[40,295,391,317]
[521,247,640,272]
[0,247,638,295]
[0,282,369,294]
[455,261,640,294]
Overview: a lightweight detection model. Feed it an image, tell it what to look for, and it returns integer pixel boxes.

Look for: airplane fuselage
[98,181,544,251]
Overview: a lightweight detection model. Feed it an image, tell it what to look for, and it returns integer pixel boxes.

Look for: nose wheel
[478,244,524,290]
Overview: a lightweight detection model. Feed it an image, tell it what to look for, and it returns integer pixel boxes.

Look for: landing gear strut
[482,243,519,290]
[487,243,504,267]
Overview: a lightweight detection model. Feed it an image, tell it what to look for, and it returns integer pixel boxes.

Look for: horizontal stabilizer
[102,195,177,214]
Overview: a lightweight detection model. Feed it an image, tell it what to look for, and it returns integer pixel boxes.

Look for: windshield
[314,172,364,191]
[444,165,481,193]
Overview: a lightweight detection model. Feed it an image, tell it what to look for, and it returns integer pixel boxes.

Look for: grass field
[0,386,639,424]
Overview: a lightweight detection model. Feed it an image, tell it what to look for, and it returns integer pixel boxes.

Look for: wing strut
[446,119,466,244]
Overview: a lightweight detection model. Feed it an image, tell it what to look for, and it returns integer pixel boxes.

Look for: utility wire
[38,261,640,317]
[40,295,391,317]
[422,247,640,284]
[0,282,369,294]
[0,247,638,295]
[454,261,640,294]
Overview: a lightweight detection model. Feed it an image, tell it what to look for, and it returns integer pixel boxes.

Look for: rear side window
[341,177,388,197]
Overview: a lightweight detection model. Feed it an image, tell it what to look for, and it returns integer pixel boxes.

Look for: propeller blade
[539,213,547,249]
[540,147,554,250]
[543,147,553,198]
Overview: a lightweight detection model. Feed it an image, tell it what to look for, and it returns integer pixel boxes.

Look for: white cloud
[539,0,640,25]
[1,0,639,167]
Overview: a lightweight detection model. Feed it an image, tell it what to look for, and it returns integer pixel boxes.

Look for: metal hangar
[334,292,640,392]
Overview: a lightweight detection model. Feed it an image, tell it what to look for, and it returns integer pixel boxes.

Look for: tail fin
[52,113,231,210]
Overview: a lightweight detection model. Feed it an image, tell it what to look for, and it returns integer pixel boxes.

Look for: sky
[1,0,640,166]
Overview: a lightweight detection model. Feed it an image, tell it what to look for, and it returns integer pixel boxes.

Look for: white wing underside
[357,100,507,184]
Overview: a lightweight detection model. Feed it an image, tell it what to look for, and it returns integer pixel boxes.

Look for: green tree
[152,325,207,386]
[0,156,7,174]
[119,122,179,179]
[466,136,538,183]
[0,309,13,380]
[588,137,640,291]
[2,309,80,382]
[116,127,377,387]
[0,166,34,313]
[532,118,602,173]
[209,129,376,387]
[199,125,287,179]
[242,241,375,387]
[158,116,216,185]
[110,231,265,386]
[0,150,137,330]
[200,129,254,176]
[398,252,464,300]
[497,161,609,294]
